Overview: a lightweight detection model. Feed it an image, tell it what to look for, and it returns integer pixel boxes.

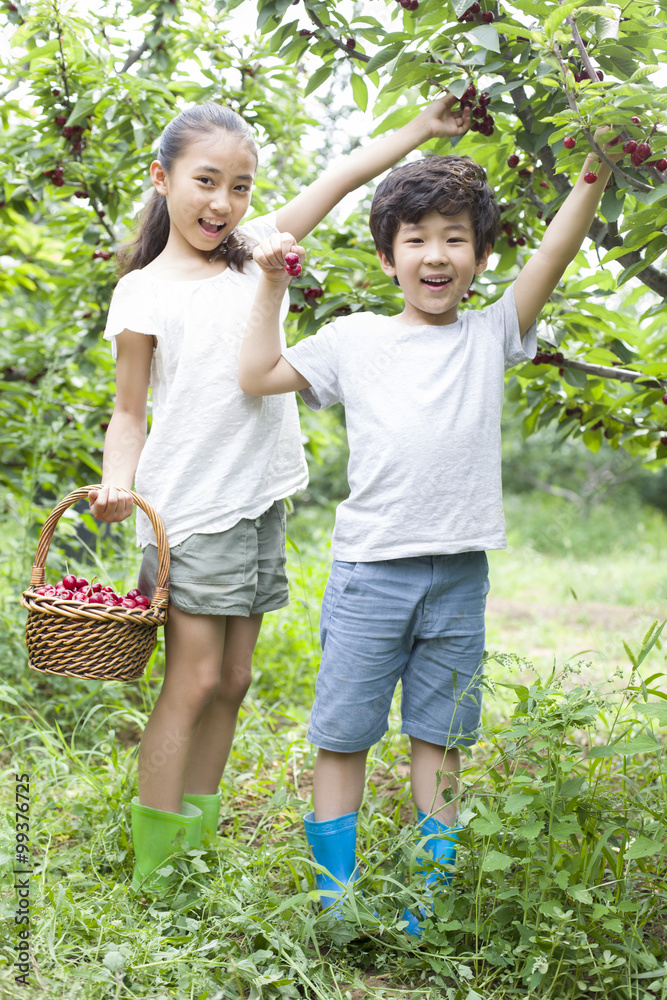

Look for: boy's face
[377,209,489,326]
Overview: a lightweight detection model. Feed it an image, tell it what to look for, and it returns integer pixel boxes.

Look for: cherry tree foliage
[0,0,666,517]
[258,0,667,462]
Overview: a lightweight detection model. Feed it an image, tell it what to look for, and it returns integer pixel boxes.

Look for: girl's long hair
[116,104,259,276]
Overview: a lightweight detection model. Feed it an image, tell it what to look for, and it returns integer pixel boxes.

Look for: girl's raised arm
[275,94,470,243]
[89,330,153,522]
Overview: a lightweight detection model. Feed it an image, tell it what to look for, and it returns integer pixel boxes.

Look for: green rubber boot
[182,791,222,847]
[130,797,202,891]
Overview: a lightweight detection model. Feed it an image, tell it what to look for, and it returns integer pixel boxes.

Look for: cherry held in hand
[284,252,301,277]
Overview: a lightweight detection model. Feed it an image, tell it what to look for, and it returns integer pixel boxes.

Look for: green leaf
[350,73,368,112]
[467,24,500,52]
[364,43,402,74]
[304,64,333,97]
[569,885,593,904]
[515,821,544,840]
[600,188,625,224]
[67,95,97,128]
[545,0,581,36]
[588,735,661,757]
[28,39,61,64]
[481,850,513,872]
[471,813,503,836]
[625,836,665,860]
[563,367,588,389]
[595,15,620,40]
[634,702,667,726]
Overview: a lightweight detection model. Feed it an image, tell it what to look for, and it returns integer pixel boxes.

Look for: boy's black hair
[369,154,500,265]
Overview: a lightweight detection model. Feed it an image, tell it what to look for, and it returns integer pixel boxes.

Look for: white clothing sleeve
[282,322,343,410]
[104,274,162,360]
[492,285,537,369]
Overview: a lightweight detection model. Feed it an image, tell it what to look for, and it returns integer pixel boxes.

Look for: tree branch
[121,13,164,73]
[536,351,667,390]
[0,77,22,101]
[502,48,667,301]
[305,7,370,63]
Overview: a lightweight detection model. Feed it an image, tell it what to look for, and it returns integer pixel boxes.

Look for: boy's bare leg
[312,748,369,821]
[410,737,460,827]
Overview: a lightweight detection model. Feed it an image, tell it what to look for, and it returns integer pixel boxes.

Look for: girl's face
[150,129,257,258]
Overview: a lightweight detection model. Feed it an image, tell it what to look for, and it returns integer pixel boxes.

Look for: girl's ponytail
[116,103,258,277]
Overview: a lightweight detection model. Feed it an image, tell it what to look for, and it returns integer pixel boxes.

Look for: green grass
[1,493,667,999]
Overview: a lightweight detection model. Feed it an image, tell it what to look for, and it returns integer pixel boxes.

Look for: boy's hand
[414,92,471,140]
[253,233,305,284]
[88,485,134,522]
[593,125,625,164]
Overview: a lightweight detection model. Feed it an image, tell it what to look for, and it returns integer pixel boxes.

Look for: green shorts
[138,500,289,617]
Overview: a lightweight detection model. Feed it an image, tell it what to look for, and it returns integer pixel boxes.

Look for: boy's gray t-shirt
[283,285,537,562]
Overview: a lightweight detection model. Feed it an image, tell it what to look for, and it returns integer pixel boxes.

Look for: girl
[89,95,469,892]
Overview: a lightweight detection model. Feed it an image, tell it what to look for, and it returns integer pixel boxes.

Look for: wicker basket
[20,486,170,682]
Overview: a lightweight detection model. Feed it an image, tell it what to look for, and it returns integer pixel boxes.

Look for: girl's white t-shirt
[104,213,308,549]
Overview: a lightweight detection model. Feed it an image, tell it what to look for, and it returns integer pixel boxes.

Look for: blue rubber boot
[402,810,459,938]
[303,810,358,915]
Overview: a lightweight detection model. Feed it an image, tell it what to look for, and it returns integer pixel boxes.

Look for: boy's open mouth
[199,218,226,236]
[421,277,451,287]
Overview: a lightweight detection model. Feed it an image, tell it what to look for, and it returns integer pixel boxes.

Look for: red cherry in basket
[91,582,102,593]
[134,595,151,608]
[62,574,77,590]
[75,577,89,589]
[121,598,138,609]
[126,588,142,599]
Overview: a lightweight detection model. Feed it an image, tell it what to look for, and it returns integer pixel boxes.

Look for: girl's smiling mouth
[199,218,226,237]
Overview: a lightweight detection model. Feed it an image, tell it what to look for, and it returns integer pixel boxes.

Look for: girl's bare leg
[137,605,227,813]
[184,612,263,794]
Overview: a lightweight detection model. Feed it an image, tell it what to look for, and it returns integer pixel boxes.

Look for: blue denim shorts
[307,552,489,752]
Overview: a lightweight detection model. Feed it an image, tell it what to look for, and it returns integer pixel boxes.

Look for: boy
[238,133,621,935]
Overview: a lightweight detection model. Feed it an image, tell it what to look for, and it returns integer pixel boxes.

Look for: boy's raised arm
[275,93,470,243]
[513,130,623,337]
[238,233,310,397]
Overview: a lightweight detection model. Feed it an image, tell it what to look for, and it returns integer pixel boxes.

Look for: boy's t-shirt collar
[388,314,464,332]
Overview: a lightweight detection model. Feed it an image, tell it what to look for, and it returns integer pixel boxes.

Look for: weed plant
[1,499,666,999]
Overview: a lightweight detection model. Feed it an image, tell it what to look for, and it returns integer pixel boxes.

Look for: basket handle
[28,485,170,610]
